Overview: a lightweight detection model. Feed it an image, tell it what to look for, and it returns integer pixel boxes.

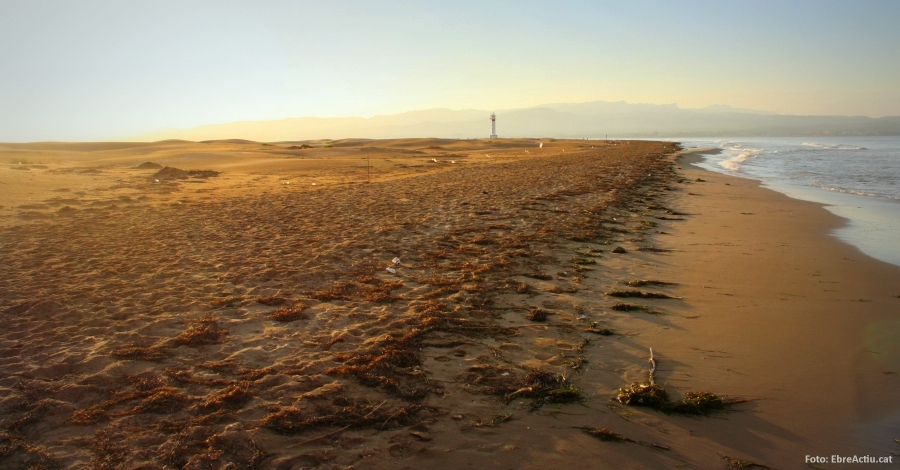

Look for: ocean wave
[718,148,762,172]
[801,142,866,151]
[809,180,900,201]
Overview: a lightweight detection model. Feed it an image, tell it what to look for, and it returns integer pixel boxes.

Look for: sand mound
[152,166,220,180]
[136,162,163,169]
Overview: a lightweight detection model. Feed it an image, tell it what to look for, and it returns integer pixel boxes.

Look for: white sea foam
[801,142,866,150]
[718,148,761,172]
[809,180,900,201]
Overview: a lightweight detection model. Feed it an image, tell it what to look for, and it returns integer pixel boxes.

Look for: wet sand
[0,139,897,468]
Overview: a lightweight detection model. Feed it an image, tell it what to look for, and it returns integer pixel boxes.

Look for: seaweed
[584,322,614,335]
[525,272,553,280]
[257,296,288,306]
[611,303,651,312]
[503,370,581,409]
[606,289,677,299]
[526,308,550,322]
[308,282,354,301]
[473,413,513,428]
[269,303,308,322]
[616,383,742,415]
[260,398,434,435]
[111,344,164,361]
[622,280,676,287]
[174,315,228,346]
[198,383,254,412]
[722,456,776,469]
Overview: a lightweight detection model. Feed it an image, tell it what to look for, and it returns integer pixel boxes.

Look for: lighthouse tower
[490,113,497,139]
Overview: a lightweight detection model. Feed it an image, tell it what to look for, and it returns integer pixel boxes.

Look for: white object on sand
[432,158,438,163]
[312,182,316,186]
[386,267,397,274]
[539,143,543,148]
[391,257,401,266]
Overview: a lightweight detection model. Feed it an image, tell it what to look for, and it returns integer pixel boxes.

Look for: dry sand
[0,139,897,469]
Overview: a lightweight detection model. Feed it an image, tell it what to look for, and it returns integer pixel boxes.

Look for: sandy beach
[1,139,897,469]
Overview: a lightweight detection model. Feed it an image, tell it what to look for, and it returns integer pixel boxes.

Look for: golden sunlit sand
[0,139,897,468]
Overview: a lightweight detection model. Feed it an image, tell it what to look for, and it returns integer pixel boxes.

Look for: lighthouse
[490,113,497,139]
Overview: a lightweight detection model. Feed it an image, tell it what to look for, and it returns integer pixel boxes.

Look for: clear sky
[2,0,899,141]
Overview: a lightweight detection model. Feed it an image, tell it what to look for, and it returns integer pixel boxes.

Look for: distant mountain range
[137,101,900,141]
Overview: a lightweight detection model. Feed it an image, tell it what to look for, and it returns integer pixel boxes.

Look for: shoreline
[661,150,900,462]
[0,139,897,468]
[682,138,900,269]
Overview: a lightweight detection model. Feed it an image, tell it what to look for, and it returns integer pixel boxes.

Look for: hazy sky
[2,0,899,141]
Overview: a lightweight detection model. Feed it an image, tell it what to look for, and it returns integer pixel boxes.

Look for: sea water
[676,137,900,267]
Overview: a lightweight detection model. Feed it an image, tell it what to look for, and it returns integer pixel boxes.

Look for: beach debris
[312,182,316,185]
[391,257,401,266]
[386,267,397,274]
[526,307,550,322]
[605,289,678,299]
[539,143,543,148]
[611,246,627,254]
[432,158,438,163]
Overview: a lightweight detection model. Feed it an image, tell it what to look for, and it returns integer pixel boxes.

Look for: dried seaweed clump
[579,427,632,442]
[623,280,676,287]
[611,303,652,312]
[584,323,614,335]
[360,279,404,303]
[666,391,726,415]
[199,383,255,412]
[723,456,776,469]
[526,308,550,322]
[615,383,669,408]
[308,282,353,302]
[269,304,307,322]
[504,370,581,409]
[111,344,164,361]
[605,289,677,299]
[327,302,515,401]
[175,315,228,346]
[617,383,737,415]
[260,397,434,435]
[257,296,287,306]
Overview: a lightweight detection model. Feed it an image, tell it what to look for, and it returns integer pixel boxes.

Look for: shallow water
[676,136,900,267]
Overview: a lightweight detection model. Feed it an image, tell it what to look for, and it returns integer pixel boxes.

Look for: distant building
[490,113,497,139]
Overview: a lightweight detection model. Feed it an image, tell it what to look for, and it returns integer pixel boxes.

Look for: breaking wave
[718,147,762,172]
[802,142,866,151]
